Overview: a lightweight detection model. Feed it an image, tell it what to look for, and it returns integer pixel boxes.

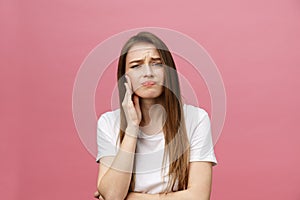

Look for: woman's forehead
[127,42,160,58]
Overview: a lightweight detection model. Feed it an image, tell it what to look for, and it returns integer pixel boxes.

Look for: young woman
[94,32,217,200]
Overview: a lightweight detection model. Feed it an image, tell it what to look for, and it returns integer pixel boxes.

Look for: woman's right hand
[122,75,142,129]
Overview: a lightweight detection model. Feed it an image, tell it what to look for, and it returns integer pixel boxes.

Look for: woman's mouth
[142,81,156,87]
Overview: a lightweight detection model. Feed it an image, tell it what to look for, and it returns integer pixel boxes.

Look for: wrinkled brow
[129,57,161,64]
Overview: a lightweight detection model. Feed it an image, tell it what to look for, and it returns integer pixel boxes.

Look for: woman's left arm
[126,161,213,200]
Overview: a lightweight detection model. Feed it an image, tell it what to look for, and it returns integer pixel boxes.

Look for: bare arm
[97,127,138,200]
[97,75,142,200]
[125,162,213,200]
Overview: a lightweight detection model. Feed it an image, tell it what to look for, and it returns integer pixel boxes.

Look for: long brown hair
[116,31,190,194]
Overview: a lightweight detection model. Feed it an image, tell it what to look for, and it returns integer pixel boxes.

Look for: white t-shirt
[96,104,217,194]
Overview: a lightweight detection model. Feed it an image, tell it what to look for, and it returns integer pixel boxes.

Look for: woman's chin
[135,91,163,100]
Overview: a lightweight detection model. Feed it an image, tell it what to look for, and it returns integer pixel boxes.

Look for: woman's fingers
[122,75,141,126]
[124,82,131,95]
[133,94,141,120]
[93,191,104,200]
[123,82,131,104]
[125,74,133,92]
[124,74,134,103]
[93,191,100,198]
[133,94,139,108]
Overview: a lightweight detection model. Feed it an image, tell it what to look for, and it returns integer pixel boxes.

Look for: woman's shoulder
[97,108,120,126]
[183,104,209,119]
[183,104,211,139]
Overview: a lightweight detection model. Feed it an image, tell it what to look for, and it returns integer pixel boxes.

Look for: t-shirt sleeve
[96,114,118,163]
[189,111,218,166]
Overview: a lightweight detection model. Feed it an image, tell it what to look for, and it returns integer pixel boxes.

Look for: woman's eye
[130,65,140,68]
[152,62,163,67]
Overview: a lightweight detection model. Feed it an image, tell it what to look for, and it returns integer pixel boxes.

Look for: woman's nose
[143,64,154,77]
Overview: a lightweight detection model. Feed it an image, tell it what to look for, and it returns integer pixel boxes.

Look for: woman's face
[125,42,165,99]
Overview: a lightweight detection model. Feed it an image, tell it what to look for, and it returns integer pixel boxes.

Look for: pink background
[1,0,300,199]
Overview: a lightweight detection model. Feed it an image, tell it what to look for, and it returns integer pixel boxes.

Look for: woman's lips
[142,81,156,87]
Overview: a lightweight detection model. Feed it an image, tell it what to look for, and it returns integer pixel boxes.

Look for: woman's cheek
[132,80,140,92]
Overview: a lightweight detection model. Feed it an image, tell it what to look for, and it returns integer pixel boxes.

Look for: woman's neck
[139,97,165,134]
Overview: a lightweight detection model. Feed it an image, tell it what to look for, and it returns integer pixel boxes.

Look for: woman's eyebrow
[151,57,161,61]
[129,57,161,64]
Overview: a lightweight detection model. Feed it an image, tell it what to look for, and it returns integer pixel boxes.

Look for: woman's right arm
[97,75,141,200]
[97,126,139,200]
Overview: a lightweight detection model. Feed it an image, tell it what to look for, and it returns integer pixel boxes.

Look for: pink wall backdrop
[1,0,300,199]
